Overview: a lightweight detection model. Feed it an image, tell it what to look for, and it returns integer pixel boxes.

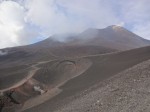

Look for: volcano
[1,26,150,112]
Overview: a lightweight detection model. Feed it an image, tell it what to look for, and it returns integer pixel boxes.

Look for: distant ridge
[34,25,150,50]
[71,25,150,50]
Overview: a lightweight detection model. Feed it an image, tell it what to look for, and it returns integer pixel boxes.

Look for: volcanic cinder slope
[1,25,150,112]
[54,57,150,112]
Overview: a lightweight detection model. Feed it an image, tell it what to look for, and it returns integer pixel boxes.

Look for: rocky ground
[54,59,150,112]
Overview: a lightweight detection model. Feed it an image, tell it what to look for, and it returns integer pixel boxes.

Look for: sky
[0,0,150,48]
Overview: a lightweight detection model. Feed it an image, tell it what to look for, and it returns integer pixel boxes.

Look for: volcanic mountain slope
[29,25,150,57]
[70,25,150,50]
[17,46,150,112]
[0,46,150,112]
[1,26,150,112]
[73,25,149,50]
[36,25,150,50]
[0,25,150,68]
[0,40,115,68]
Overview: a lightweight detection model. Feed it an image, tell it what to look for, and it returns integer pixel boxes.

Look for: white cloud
[116,0,150,38]
[132,23,150,40]
[24,0,121,36]
[0,0,39,48]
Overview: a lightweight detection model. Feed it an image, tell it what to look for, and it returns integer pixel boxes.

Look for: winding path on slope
[0,60,54,94]
[20,58,92,111]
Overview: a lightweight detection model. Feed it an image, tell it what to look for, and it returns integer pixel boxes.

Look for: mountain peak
[105,25,131,34]
[83,25,125,33]
[107,25,124,30]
